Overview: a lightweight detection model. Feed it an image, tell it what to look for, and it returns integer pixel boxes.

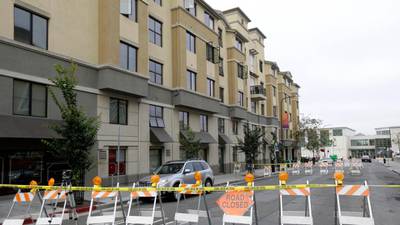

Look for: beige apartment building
[0,0,300,186]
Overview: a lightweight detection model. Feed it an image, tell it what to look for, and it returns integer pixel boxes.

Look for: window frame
[259,60,263,73]
[149,105,165,128]
[153,0,162,6]
[207,78,215,97]
[219,87,224,103]
[121,0,137,22]
[14,6,48,50]
[218,118,225,134]
[186,31,196,53]
[108,146,127,176]
[149,59,163,85]
[148,16,163,47]
[13,79,47,117]
[187,70,197,91]
[238,91,244,107]
[219,57,224,76]
[184,0,197,16]
[109,98,128,125]
[235,37,242,52]
[179,111,189,130]
[120,41,138,72]
[204,11,214,30]
[218,28,223,47]
[232,120,239,135]
[200,114,208,132]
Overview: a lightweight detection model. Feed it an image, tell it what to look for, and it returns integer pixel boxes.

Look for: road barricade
[344,160,351,168]
[319,162,329,175]
[304,162,313,175]
[335,161,344,173]
[3,190,36,225]
[263,165,272,177]
[291,162,301,175]
[36,189,68,225]
[336,181,375,225]
[87,183,119,225]
[233,162,241,175]
[350,159,362,175]
[279,180,313,225]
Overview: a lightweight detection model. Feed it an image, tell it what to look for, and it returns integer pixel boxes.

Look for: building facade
[0,0,300,186]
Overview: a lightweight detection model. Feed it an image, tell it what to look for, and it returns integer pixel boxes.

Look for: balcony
[250,85,266,101]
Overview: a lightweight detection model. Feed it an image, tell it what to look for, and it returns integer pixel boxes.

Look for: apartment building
[0,0,301,186]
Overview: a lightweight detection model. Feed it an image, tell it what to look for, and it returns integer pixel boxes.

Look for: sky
[209,0,400,135]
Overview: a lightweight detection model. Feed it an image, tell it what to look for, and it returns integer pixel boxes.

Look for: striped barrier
[319,162,329,175]
[291,162,301,175]
[304,162,313,175]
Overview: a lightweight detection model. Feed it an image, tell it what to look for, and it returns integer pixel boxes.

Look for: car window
[157,163,184,174]
[193,162,204,171]
[201,162,209,170]
[184,162,194,173]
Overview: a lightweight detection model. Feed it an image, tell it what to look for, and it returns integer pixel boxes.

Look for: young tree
[43,63,100,185]
[180,128,202,159]
[237,123,267,172]
[297,116,323,158]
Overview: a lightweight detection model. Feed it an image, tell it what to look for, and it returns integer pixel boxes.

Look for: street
[32,161,400,225]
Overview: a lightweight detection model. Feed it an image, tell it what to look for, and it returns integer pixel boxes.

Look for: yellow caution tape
[1,183,399,192]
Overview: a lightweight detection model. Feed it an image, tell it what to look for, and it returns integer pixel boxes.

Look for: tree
[296,116,323,158]
[237,123,267,172]
[43,63,100,185]
[392,132,400,154]
[180,128,202,159]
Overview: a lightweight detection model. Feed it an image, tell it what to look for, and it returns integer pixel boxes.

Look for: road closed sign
[216,191,254,216]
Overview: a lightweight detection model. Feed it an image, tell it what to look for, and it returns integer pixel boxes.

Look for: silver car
[138,159,214,200]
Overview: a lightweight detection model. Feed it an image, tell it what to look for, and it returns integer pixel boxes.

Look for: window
[206,43,219,64]
[218,118,225,134]
[149,105,165,128]
[207,78,215,97]
[110,98,128,125]
[238,91,244,107]
[148,17,162,46]
[233,147,238,162]
[261,104,265,115]
[351,139,369,147]
[235,37,242,51]
[187,70,197,91]
[149,60,163,85]
[120,0,137,22]
[13,80,47,117]
[204,11,214,30]
[219,57,224,75]
[153,0,162,6]
[120,42,137,72]
[251,101,256,113]
[14,6,48,49]
[237,63,247,79]
[259,60,263,73]
[108,146,126,176]
[273,106,277,117]
[200,115,208,132]
[218,28,223,47]
[219,87,224,103]
[273,86,276,97]
[184,0,196,16]
[232,120,239,135]
[332,129,343,136]
[186,32,196,53]
[179,111,189,130]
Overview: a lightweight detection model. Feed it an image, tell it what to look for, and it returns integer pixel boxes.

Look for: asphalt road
[19,162,400,225]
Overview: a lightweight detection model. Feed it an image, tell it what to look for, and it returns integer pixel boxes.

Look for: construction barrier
[263,165,272,177]
[350,159,363,175]
[87,182,120,225]
[233,163,241,175]
[319,162,329,175]
[335,161,344,173]
[3,190,36,225]
[304,162,313,175]
[36,189,67,225]
[291,162,301,175]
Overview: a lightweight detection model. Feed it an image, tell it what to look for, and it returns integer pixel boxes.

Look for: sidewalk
[0,169,270,222]
[381,159,400,175]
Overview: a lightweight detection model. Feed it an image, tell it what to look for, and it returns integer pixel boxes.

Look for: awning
[150,127,173,143]
[0,115,60,139]
[180,130,217,144]
[218,133,232,144]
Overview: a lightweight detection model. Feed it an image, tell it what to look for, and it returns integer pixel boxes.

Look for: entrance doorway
[218,146,225,173]
[149,148,163,173]
[198,145,209,162]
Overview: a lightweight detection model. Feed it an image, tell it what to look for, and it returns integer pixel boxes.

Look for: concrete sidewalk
[381,159,400,175]
[0,169,270,222]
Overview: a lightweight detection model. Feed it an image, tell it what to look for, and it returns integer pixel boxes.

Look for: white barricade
[222,182,254,225]
[87,183,119,225]
[344,160,351,168]
[233,163,241,175]
[279,180,313,225]
[36,190,67,225]
[3,191,36,225]
[291,162,301,175]
[336,181,375,225]
[350,159,362,175]
[263,165,272,177]
[304,162,313,175]
[335,161,344,173]
[319,162,329,175]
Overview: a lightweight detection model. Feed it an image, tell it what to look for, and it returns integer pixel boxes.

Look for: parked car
[138,159,214,200]
[319,158,334,165]
[361,155,372,163]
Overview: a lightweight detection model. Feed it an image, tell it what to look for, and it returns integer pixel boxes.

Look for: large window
[120,42,137,72]
[219,57,224,76]
[149,17,162,46]
[187,70,197,91]
[184,0,196,16]
[332,129,343,136]
[204,11,214,30]
[237,63,247,79]
[110,98,128,125]
[273,106,277,117]
[186,32,196,53]
[120,0,137,22]
[179,111,189,130]
[13,80,47,117]
[351,139,369,146]
[218,28,223,47]
[218,118,225,134]
[206,43,219,64]
[108,146,126,176]
[149,105,165,128]
[14,6,48,49]
[232,120,239,135]
[153,0,162,6]
[251,101,256,113]
[149,60,163,85]
[200,115,208,132]
[238,91,244,107]
[207,78,215,97]
[235,37,242,52]
[273,86,276,97]
[219,87,224,103]
[259,60,263,73]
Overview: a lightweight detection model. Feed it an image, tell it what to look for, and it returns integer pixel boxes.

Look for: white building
[319,127,356,159]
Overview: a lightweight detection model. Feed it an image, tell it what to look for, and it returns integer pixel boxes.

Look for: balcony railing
[250,85,266,95]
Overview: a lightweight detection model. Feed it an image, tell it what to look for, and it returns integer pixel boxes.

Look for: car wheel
[205,179,213,194]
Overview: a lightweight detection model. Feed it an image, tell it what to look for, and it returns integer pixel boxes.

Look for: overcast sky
[209,0,400,134]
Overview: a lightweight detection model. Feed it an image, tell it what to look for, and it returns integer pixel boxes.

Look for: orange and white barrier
[336,181,375,225]
[175,183,208,224]
[87,183,119,225]
[350,159,362,175]
[263,165,272,177]
[36,189,68,225]
[3,191,36,225]
[304,162,313,175]
[279,180,313,225]
[319,162,329,175]
[335,161,344,173]
[222,182,255,225]
[291,162,301,175]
